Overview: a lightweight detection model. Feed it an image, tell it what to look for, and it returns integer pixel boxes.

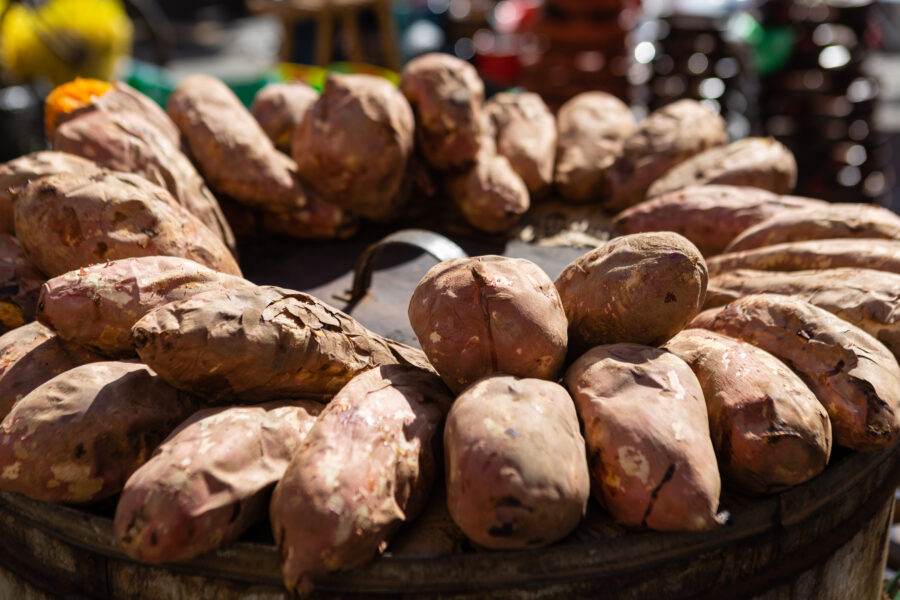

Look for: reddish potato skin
[251,82,318,153]
[707,239,900,277]
[445,376,589,549]
[270,366,451,591]
[612,185,827,256]
[0,361,202,503]
[0,233,45,333]
[13,172,241,278]
[445,152,530,234]
[115,400,323,563]
[688,307,725,329]
[565,344,722,531]
[664,329,831,494]
[400,53,485,171]
[485,92,556,196]
[555,232,708,354]
[409,256,567,394]
[694,294,900,452]
[37,257,251,357]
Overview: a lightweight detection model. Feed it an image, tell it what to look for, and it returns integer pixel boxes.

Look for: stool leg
[279,15,297,62]
[374,0,401,71]
[341,8,365,63]
[316,6,335,66]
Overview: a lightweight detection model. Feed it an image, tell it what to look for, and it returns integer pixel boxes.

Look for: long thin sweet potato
[707,239,900,277]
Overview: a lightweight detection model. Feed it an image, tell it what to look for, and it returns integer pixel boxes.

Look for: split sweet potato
[485,92,556,196]
[707,239,900,277]
[251,82,318,153]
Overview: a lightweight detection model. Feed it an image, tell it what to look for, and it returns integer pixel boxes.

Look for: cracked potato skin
[565,344,723,531]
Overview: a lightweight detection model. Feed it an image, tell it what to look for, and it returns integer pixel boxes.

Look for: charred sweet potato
[251,82,318,153]
[445,151,530,234]
[707,239,900,277]
[485,92,556,196]
[270,365,451,592]
[565,344,723,531]
[0,233,45,333]
[115,400,322,563]
[665,329,831,494]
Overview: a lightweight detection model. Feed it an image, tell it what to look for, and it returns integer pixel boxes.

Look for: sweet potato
[251,82,318,153]
[255,198,359,240]
[0,233,45,333]
[485,92,556,196]
[0,361,202,503]
[445,375,589,549]
[36,257,251,357]
[13,171,241,278]
[708,239,900,277]
[400,53,485,171]
[688,307,724,329]
[271,365,451,592]
[723,204,900,253]
[408,256,567,394]
[664,329,831,494]
[695,294,900,451]
[704,268,900,358]
[445,150,530,234]
[565,344,722,530]
[115,400,322,563]
[555,232,707,353]
[0,321,102,420]
[554,92,636,204]
[612,185,828,256]
[606,100,727,211]
[132,285,434,403]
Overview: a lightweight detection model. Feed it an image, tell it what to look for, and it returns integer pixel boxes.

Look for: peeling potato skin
[553,92,636,204]
[555,232,708,354]
[664,329,831,494]
[564,344,722,531]
[723,204,900,253]
[606,100,727,212]
[36,257,251,358]
[13,172,242,278]
[0,322,103,420]
[115,400,322,563]
[708,239,900,277]
[292,74,415,222]
[445,153,530,234]
[251,82,318,153]
[409,256,567,394]
[694,294,900,452]
[270,365,451,591]
[0,361,202,504]
[445,376,589,549]
[132,285,435,403]
[485,92,556,196]
[612,185,827,257]
[400,53,485,171]
[0,233,45,333]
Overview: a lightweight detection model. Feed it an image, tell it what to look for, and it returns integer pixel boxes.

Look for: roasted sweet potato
[555,232,707,353]
[0,233,45,333]
[115,400,322,563]
[400,53,485,171]
[271,365,451,592]
[37,257,251,357]
[606,100,727,211]
[665,329,831,494]
[409,256,567,394]
[13,171,241,278]
[445,150,530,234]
[688,307,724,330]
[445,375,589,548]
[723,204,900,253]
[251,82,318,153]
[0,361,202,503]
[565,344,722,530]
[612,185,828,256]
[695,294,900,452]
[554,92,636,204]
[707,239,900,277]
[132,286,434,403]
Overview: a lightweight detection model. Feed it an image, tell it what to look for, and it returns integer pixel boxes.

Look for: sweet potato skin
[485,92,556,196]
[445,375,589,549]
[251,82,318,153]
[664,329,831,494]
[694,294,900,452]
[555,232,707,353]
[0,233,45,333]
[13,171,241,277]
[612,185,827,256]
[37,256,251,357]
[132,286,434,403]
[409,255,567,394]
[565,344,722,531]
[445,151,530,234]
[707,239,900,277]
[270,365,451,591]
[0,361,202,503]
[115,400,322,563]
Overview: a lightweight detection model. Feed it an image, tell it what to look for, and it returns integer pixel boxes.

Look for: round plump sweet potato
[647,137,798,198]
[251,82,318,153]
[292,73,415,222]
[707,239,900,277]
[115,400,322,563]
[409,256,567,394]
[13,171,241,277]
[445,152,530,234]
[445,375,589,549]
[665,329,831,494]
[695,294,900,452]
[400,53,485,171]
[0,233,45,333]
[555,232,708,353]
[554,92,636,203]
[485,92,556,196]
[612,185,828,256]
[565,344,722,531]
